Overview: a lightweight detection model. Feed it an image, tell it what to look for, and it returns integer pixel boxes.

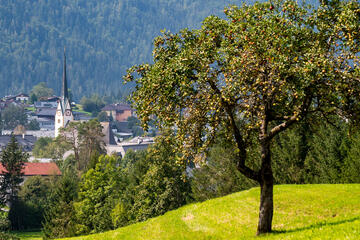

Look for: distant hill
[63,184,360,240]
[0,0,244,100]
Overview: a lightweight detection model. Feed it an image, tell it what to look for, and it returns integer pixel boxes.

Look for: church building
[55,50,73,137]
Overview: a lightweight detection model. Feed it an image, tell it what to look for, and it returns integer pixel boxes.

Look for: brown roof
[0,162,61,176]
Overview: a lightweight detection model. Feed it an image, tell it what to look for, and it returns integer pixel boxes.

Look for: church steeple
[62,47,69,100]
[55,47,73,138]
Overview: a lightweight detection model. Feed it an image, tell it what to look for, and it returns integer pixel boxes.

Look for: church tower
[55,49,73,137]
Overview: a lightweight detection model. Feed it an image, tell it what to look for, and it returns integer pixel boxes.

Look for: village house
[14,93,29,102]
[102,103,133,122]
[4,93,29,103]
[34,96,59,108]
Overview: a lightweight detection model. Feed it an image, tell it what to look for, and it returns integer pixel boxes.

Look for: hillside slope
[63,184,360,240]
[0,0,240,98]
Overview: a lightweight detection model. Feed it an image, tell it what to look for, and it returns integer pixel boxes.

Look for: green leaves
[126,0,360,165]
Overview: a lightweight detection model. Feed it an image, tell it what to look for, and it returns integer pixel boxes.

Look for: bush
[0,212,10,232]
[8,176,51,230]
[0,232,20,240]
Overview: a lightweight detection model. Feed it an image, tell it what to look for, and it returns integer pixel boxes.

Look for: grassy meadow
[12,230,43,240]
[61,184,360,240]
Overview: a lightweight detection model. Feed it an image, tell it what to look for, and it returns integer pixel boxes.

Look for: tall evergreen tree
[0,135,28,207]
[304,120,349,184]
[342,131,360,183]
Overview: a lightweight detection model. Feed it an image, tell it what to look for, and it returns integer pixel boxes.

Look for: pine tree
[304,120,349,183]
[0,135,28,207]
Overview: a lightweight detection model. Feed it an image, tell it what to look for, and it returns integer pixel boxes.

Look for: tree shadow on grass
[270,216,360,235]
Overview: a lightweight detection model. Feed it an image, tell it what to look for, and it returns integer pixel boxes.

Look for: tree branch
[268,90,313,141]
[207,79,259,181]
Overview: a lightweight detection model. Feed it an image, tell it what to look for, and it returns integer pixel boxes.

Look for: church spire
[62,47,69,100]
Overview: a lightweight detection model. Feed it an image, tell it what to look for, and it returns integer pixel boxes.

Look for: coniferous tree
[341,131,360,183]
[271,122,312,184]
[0,135,28,207]
[304,120,349,184]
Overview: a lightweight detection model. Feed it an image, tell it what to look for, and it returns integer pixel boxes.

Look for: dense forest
[0,0,246,100]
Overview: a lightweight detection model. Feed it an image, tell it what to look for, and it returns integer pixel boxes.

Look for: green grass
[73,104,91,115]
[12,230,43,240]
[25,106,35,112]
[63,184,360,240]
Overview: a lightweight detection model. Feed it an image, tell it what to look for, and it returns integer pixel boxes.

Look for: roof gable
[0,162,61,176]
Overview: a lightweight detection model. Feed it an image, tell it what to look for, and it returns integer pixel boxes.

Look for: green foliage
[303,121,349,184]
[191,141,256,202]
[80,95,105,116]
[342,131,360,183]
[9,176,51,230]
[73,132,192,234]
[0,136,28,206]
[26,119,40,131]
[96,111,109,122]
[1,105,27,130]
[42,171,78,239]
[0,211,11,232]
[32,137,53,158]
[29,93,37,104]
[74,155,124,234]
[271,122,312,184]
[125,1,360,233]
[0,232,20,240]
[29,82,54,100]
[127,116,144,137]
[130,133,191,222]
[58,119,105,172]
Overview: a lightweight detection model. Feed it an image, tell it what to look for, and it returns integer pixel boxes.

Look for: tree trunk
[257,140,274,235]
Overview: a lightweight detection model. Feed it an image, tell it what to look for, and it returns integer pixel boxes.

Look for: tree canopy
[57,119,105,172]
[125,0,360,235]
[30,82,54,100]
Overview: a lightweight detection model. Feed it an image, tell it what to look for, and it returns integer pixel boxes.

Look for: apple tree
[125,0,360,235]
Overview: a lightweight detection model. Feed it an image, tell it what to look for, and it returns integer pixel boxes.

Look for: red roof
[0,162,61,176]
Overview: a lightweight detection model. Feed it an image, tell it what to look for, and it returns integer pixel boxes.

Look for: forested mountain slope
[0,0,243,99]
